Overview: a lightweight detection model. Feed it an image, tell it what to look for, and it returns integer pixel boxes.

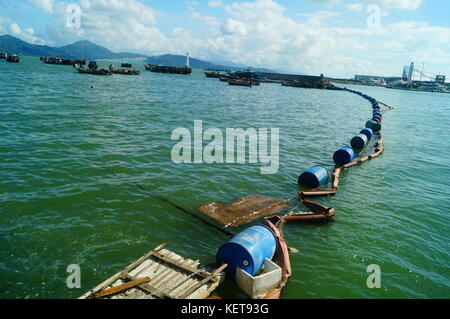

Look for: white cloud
[28,0,55,14]
[297,10,341,26]
[188,5,220,26]
[9,23,22,35]
[0,17,45,44]
[379,0,423,9]
[197,0,449,77]
[221,19,247,35]
[208,0,223,7]
[345,0,423,10]
[346,3,364,12]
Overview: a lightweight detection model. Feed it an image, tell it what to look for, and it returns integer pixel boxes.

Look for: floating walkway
[79,243,226,299]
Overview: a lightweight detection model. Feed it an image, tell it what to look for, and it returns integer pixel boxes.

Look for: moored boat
[76,68,112,75]
[0,52,6,59]
[204,71,221,78]
[145,64,192,75]
[121,63,132,68]
[6,54,19,63]
[110,67,140,75]
[41,56,86,66]
[74,61,112,75]
[228,78,253,87]
[144,53,192,75]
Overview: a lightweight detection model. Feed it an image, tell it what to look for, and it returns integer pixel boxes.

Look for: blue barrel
[217,224,277,281]
[373,112,382,119]
[298,165,329,188]
[373,112,382,118]
[333,146,355,166]
[351,134,368,149]
[360,128,373,140]
[365,120,382,132]
[372,116,382,124]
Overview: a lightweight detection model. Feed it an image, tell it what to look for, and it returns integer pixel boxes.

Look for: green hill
[0,35,144,60]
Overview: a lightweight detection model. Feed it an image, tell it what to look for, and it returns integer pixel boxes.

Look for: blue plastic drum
[351,134,368,149]
[365,120,382,132]
[298,165,330,188]
[360,128,373,140]
[216,224,277,281]
[372,116,382,124]
[373,110,382,116]
[333,146,355,166]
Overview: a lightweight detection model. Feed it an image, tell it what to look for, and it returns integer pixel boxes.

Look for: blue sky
[1,0,449,78]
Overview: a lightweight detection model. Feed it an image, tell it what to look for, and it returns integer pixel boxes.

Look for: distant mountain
[57,40,144,60]
[0,35,144,60]
[0,35,60,57]
[147,54,274,72]
[0,35,275,72]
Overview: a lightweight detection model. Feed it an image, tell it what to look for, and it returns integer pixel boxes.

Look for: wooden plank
[123,274,169,299]
[149,255,196,295]
[177,264,227,299]
[79,243,167,299]
[152,251,210,278]
[95,277,150,298]
[166,260,201,296]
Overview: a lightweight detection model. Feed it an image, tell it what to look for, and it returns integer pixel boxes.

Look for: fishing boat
[76,68,111,75]
[74,61,112,75]
[111,68,140,75]
[108,64,139,75]
[204,71,221,78]
[228,78,253,87]
[145,64,192,75]
[6,54,19,63]
[41,56,86,66]
[144,53,192,75]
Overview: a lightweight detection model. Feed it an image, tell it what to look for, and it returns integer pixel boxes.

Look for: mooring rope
[103,168,235,237]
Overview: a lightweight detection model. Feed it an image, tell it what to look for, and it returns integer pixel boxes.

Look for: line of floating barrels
[214,89,393,299]
[298,88,389,196]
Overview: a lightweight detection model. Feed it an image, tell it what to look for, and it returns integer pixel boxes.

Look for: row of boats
[72,62,193,76]
[73,61,141,75]
[41,56,86,66]
[144,64,192,74]
[205,70,334,89]
[205,70,263,87]
[0,52,20,63]
[39,55,193,76]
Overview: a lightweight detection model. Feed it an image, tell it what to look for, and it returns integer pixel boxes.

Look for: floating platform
[145,64,192,75]
[79,243,225,299]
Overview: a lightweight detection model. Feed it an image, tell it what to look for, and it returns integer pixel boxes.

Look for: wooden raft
[79,243,225,299]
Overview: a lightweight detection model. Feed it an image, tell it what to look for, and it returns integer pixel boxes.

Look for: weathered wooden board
[79,244,224,299]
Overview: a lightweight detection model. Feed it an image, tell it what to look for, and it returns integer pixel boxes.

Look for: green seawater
[0,56,449,299]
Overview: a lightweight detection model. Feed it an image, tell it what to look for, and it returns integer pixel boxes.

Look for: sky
[0,0,449,78]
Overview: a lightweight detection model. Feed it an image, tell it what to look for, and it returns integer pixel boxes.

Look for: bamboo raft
[79,243,226,299]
